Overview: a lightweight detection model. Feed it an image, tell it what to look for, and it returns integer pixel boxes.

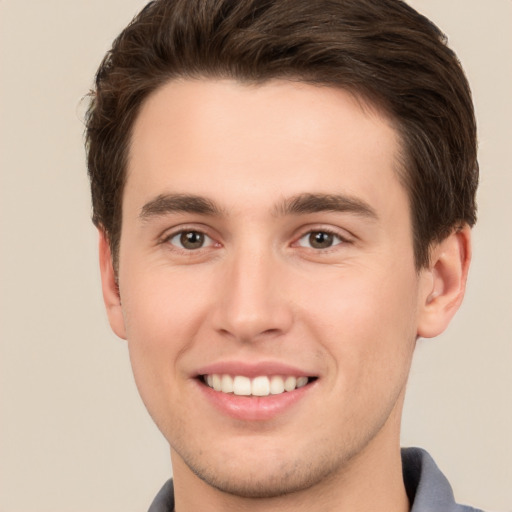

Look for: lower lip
[195,379,316,421]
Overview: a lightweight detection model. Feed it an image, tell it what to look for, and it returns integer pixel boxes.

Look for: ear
[417,225,472,339]
[98,229,127,340]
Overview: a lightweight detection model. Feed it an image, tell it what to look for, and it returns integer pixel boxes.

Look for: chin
[172,436,356,500]
[190,458,334,499]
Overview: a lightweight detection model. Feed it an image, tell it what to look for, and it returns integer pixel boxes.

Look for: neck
[171,408,410,512]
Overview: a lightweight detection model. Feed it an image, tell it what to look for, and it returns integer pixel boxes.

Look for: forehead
[126,78,404,217]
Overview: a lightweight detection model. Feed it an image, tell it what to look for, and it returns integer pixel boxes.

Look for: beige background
[1,1,510,511]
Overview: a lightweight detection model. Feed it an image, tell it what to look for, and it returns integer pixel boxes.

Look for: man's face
[109,79,433,496]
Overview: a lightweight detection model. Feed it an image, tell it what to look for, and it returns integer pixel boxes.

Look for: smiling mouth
[200,374,317,397]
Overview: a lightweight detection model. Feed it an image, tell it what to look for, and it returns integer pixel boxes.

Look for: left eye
[167,230,215,250]
[297,231,344,249]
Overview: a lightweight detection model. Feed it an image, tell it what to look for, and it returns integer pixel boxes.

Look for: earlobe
[98,229,127,340]
[417,225,472,339]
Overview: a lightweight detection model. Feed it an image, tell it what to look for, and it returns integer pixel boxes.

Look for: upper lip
[194,361,317,379]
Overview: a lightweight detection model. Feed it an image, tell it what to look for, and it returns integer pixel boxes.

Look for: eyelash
[295,228,349,251]
[161,228,217,252]
[160,226,352,253]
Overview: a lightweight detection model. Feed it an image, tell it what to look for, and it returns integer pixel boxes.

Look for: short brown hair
[85,0,478,269]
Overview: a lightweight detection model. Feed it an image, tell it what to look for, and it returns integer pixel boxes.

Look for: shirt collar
[402,447,483,512]
[148,448,483,512]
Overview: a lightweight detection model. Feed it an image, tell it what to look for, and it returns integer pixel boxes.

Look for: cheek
[299,265,416,331]
[297,264,419,378]
[120,270,211,393]
[122,266,211,337]
[120,271,212,434]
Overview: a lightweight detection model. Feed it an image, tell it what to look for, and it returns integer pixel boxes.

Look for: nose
[212,244,294,343]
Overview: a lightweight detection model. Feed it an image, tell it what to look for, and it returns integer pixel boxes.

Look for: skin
[99,79,471,512]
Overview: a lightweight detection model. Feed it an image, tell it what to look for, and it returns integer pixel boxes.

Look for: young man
[85,1,481,511]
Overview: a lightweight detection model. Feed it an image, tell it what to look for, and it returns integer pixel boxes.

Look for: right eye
[296,230,346,250]
[166,230,215,250]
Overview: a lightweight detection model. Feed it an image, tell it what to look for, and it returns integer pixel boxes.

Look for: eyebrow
[139,193,223,220]
[274,193,378,220]
[139,192,378,221]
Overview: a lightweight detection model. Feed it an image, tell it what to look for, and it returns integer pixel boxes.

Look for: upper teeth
[204,374,309,396]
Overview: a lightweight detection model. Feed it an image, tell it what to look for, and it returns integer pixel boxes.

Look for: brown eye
[168,230,213,250]
[297,230,343,249]
[180,231,204,249]
[309,231,334,249]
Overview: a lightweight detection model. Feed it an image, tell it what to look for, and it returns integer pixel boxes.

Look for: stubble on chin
[170,433,364,500]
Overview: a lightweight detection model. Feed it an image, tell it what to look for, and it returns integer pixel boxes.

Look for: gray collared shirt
[148,447,484,511]
[402,448,483,512]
